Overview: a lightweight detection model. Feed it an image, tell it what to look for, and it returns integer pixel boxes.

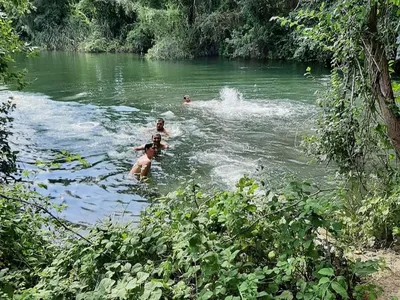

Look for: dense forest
[10,0,326,60]
[2,0,400,298]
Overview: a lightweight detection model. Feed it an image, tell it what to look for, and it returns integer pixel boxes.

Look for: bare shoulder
[137,154,149,164]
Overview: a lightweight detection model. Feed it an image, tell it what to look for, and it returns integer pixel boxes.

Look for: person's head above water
[156,118,165,131]
[144,143,156,158]
[183,95,191,103]
[152,133,162,145]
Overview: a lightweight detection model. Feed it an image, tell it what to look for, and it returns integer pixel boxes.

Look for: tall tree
[283,0,400,183]
[363,3,400,155]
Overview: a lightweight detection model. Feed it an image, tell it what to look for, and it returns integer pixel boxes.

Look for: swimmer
[155,118,169,135]
[129,143,156,178]
[133,134,168,154]
[183,95,191,104]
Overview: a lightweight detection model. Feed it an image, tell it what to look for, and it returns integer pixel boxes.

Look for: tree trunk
[364,4,400,155]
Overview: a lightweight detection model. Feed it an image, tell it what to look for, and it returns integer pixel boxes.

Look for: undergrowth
[1,177,382,299]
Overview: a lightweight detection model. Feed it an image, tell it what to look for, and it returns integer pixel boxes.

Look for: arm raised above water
[132,144,145,151]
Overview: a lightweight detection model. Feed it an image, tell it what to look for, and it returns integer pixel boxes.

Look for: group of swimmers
[129,95,191,179]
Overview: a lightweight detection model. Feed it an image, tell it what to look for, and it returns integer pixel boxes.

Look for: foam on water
[160,110,176,118]
[70,122,101,131]
[189,87,312,120]
[1,90,153,218]
[192,149,258,189]
[109,105,140,112]
[0,83,323,224]
[61,92,90,101]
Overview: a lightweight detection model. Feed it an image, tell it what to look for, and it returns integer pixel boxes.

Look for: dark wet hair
[157,118,164,124]
[152,133,162,139]
[144,143,154,151]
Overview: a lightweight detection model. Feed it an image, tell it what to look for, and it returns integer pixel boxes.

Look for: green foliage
[79,28,121,53]
[190,10,241,57]
[125,26,153,53]
[0,184,55,299]
[35,149,90,172]
[146,36,191,60]
[19,0,134,51]
[134,4,191,59]
[77,0,136,40]
[222,0,295,59]
[224,23,290,59]
[0,100,17,182]
[0,0,32,88]
[275,0,400,249]
[9,0,313,59]
[19,0,86,50]
[27,12,90,51]
[302,69,365,175]
[284,1,400,181]
[336,182,400,247]
[1,177,379,299]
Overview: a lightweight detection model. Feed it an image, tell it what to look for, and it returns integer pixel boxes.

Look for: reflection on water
[5,54,331,224]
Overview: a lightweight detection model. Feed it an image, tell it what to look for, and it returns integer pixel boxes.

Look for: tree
[363,2,400,155]
[0,0,31,87]
[281,0,400,185]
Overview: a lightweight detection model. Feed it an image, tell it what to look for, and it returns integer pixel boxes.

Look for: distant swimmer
[155,118,169,135]
[151,133,168,152]
[183,95,191,104]
[133,134,168,155]
[129,143,156,178]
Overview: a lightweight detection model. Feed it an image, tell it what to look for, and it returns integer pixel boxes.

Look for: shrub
[336,183,400,248]
[12,178,380,299]
[125,26,153,53]
[146,36,192,60]
[0,184,55,299]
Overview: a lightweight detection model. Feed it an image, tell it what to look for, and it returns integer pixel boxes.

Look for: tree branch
[0,193,92,244]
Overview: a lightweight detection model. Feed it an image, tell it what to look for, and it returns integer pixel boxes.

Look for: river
[3,52,331,225]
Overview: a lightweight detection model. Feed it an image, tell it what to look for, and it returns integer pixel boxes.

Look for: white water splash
[192,149,258,189]
[61,92,90,101]
[189,87,312,120]
[160,110,176,118]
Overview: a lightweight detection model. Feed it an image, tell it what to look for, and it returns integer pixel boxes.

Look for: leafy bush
[0,0,32,88]
[192,11,242,57]
[135,4,192,59]
[125,26,153,53]
[20,0,90,51]
[335,183,400,248]
[7,177,379,299]
[0,184,55,299]
[80,31,109,52]
[224,23,291,59]
[79,29,123,53]
[146,36,191,60]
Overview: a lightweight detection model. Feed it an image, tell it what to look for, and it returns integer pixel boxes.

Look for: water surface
[4,52,330,224]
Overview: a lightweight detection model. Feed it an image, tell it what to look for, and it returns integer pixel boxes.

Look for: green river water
[3,52,331,225]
